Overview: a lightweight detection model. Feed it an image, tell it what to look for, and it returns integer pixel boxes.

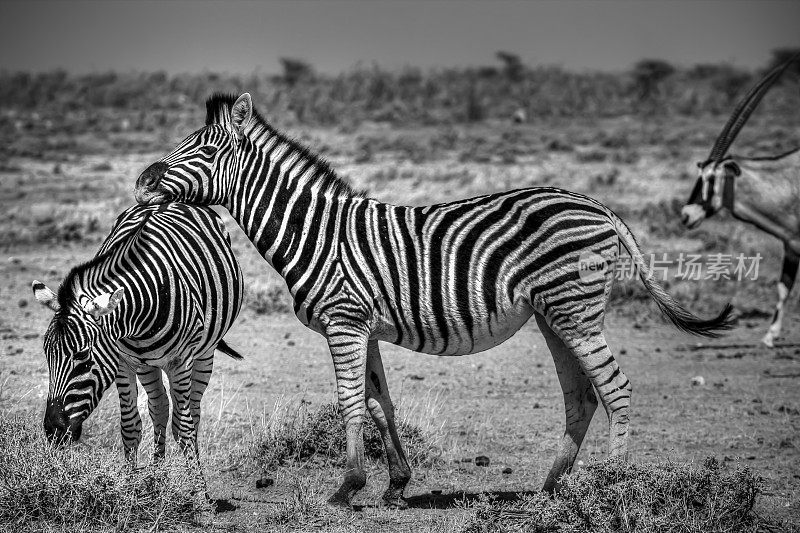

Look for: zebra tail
[217,339,244,360]
[608,211,734,337]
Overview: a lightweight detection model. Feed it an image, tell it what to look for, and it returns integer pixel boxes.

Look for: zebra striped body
[135,93,732,508]
[34,203,243,463]
[260,190,619,357]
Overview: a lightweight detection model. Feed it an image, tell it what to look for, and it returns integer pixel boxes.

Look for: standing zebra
[135,93,732,508]
[33,202,243,465]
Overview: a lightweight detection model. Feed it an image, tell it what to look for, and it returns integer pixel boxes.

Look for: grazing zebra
[33,202,243,465]
[681,52,800,347]
[134,93,732,508]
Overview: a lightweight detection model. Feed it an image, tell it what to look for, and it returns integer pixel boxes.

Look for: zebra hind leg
[564,330,632,460]
[138,366,169,461]
[365,340,412,508]
[167,365,210,500]
[116,363,143,466]
[534,314,597,492]
[189,350,214,438]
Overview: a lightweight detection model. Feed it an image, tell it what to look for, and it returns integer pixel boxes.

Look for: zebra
[134,93,732,508]
[32,202,243,466]
[682,52,800,347]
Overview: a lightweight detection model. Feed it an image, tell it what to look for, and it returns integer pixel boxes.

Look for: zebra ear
[83,288,124,319]
[32,280,60,312]
[231,93,253,136]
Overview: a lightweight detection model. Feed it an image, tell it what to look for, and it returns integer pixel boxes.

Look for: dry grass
[241,398,444,473]
[0,413,211,532]
[460,457,772,533]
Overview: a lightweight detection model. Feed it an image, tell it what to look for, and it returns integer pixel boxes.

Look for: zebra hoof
[761,335,775,348]
[382,493,408,510]
[326,492,352,510]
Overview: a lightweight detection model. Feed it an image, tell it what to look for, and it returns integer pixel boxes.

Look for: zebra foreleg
[116,363,142,466]
[535,314,597,493]
[137,365,169,461]
[365,340,412,508]
[762,247,798,347]
[325,323,369,508]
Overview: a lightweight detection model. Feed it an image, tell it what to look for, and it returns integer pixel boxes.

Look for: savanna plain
[1,62,800,531]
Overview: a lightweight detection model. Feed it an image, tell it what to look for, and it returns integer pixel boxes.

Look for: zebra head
[681,158,740,229]
[135,93,254,206]
[32,280,123,444]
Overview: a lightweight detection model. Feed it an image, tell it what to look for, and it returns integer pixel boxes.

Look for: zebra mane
[52,207,155,329]
[205,93,363,198]
[51,249,116,330]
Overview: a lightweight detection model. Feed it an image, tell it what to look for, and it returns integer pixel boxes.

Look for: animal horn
[707,51,800,164]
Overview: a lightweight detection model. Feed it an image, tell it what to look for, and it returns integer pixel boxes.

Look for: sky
[1,0,798,74]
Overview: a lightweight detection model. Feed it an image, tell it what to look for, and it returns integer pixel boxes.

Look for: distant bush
[462,457,767,533]
[1,50,798,127]
[0,413,209,531]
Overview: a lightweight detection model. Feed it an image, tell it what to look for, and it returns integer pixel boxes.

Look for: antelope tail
[217,339,244,360]
[609,211,734,337]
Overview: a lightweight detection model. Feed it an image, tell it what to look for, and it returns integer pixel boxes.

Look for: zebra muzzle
[43,399,82,443]
[135,162,171,204]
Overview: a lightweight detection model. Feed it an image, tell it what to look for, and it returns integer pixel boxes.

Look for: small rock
[284,332,291,339]
[475,456,490,467]
[619,348,627,355]
[502,467,513,475]
[255,477,274,489]
[430,489,443,495]
[408,374,425,381]
[23,333,38,339]
[655,347,661,353]
[287,340,295,346]
[18,299,28,308]
[779,438,794,449]
[713,382,724,388]
[460,457,473,463]
[533,402,541,409]
[691,376,705,386]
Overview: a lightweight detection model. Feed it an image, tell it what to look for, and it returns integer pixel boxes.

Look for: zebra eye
[199,146,217,157]
[73,349,91,361]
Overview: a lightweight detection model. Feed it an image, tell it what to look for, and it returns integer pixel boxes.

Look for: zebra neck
[227,130,354,276]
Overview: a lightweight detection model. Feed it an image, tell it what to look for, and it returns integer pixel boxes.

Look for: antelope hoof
[761,334,775,348]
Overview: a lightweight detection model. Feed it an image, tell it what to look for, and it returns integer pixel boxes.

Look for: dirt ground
[1,117,799,530]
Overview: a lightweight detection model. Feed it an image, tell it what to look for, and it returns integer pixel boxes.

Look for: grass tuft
[461,457,767,533]
[0,413,210,531]
[245,401,442,472]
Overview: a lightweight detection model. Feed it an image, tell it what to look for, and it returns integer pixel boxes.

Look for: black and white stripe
[135,93,732,507]
[34,203,243,463]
